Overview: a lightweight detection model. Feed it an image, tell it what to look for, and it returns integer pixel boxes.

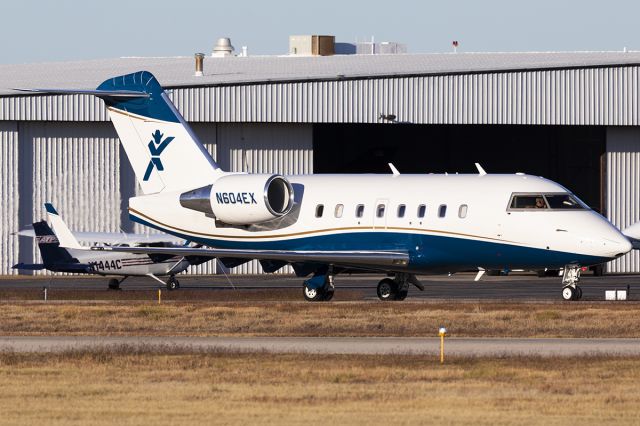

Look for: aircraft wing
[14,228,185,245]
[91,245,410,269]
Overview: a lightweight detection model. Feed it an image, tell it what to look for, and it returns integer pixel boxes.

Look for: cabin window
[438,204,447,218]
[356,204,365,218]
[376,204,386,218]
[315,204,324,218]
[417,204,426,218]
[397,204,406,218]
[458,204,468,218]
[334,204,344,218]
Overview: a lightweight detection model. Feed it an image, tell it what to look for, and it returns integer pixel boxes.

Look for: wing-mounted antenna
[475,163,487,176]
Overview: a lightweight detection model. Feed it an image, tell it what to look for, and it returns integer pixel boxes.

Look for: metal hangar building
[1,51,639,275]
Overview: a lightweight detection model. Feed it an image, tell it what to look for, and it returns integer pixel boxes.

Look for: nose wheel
[562,285,583,301]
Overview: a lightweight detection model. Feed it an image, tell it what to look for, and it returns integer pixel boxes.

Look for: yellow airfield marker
[438,326,447,364]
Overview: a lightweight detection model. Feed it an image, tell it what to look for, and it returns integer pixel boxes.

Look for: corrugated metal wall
[19,122,122,272]
[173,67,640,125]
[0,94,108,122]
[606,127,640,273]
[0,122,19,274]
[3,66,640,126]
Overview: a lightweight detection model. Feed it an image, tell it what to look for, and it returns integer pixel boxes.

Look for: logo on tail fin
[143,130,174,181]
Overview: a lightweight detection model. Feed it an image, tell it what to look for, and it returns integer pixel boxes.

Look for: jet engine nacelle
[179,174,294,225]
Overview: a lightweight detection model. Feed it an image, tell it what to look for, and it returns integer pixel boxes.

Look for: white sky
[1,0,639,64]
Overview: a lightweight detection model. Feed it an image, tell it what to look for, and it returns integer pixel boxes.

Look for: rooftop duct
[194,53,204,76]
[212,38,235,57]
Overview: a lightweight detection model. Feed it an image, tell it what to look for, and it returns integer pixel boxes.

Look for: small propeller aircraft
[13,203,210,290]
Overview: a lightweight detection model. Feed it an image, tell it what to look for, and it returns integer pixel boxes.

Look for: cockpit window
[544,194,584,209]
[510,195,548,209]
[508,193,587,210]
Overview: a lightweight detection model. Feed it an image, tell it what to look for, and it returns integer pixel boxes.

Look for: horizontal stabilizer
[12,263,45,270]
[13,88,149,98]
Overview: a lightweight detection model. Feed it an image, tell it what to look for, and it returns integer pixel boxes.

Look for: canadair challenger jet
[19,71,634,301]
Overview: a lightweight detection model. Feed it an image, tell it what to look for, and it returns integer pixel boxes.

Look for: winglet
[475,163,487,176]
[388,163,400,176]
[44,203,82,249]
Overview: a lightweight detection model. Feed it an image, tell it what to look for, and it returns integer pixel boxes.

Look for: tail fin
[44,203,82,249]
[97,71,221,193]
[17,71,222,194]
[32,220,75,265]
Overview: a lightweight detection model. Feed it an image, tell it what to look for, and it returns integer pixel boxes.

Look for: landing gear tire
[323,289,335,301]
[377,278,398,301]
[561,265,582,301]
[303,285,325,302]
[108,278,120,290]
[562,286,576,301]
[395,289,408,301]
[166,276,179,291]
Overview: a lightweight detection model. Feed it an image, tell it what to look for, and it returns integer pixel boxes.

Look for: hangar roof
[3,51,640,95]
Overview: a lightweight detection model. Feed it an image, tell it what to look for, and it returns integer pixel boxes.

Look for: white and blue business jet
[20,71,633,301]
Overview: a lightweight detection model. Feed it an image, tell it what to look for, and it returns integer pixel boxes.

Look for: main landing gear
[561,265,583,301]
[166,275,180,291]
[303,271,334,302]
[107,276,128,290]
[376,273,425,301]
[301,269,424,302]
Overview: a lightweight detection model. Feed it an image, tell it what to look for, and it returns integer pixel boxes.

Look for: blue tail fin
[32,221,75,265]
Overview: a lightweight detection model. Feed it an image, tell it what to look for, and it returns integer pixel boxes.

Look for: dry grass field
[0,301,639,337]
[0,348,639,425]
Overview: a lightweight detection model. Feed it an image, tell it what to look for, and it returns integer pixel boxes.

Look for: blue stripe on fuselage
[130,213,610,271]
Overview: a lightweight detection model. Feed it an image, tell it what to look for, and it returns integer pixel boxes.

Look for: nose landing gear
[561,265,583,301]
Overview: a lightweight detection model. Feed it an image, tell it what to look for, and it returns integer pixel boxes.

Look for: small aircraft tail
[17,71,223,194]
[31,220,76,265]
[44,203,82,249]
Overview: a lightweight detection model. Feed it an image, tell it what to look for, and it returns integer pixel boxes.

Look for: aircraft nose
[579,224,632,259]
[600,230,633,258]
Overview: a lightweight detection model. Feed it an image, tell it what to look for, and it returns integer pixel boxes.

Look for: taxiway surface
[0,273,637,301]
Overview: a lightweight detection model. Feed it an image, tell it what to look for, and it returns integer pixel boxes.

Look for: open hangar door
[314,124,606,212]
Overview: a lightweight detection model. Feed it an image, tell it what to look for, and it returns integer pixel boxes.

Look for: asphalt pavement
[0,272,638,301]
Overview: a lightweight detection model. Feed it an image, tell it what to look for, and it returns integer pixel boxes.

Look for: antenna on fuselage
[475,163,487,176]
[388,163,400,176]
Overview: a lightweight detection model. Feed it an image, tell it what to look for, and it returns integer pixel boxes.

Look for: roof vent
[194,53,204,76]
[212,37,235,57]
